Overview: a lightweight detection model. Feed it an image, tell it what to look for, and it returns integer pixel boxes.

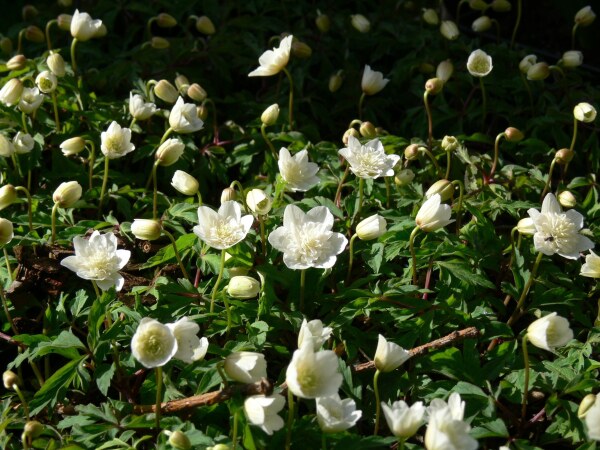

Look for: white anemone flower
[18,87,44,114]
[248,35,293,77]
[278,147,320,192]
[374,334,411,372]
[268,204,347,270]
[316,394,362,433]
[581,251,600,278]
[527,193,594,259]
[101,121,135,159]
[286,342,342,399]
[129,93,156,121]
[297,318,333,350]
[60,230,131,291]
[466,49,493,77]
[361,65,389,95]
[224,351,267,383]
[381,400,426,439]
[13,132,35,154]
[425,393,478,450]
[70,9,103,42]
[339,135,400,179]
[171,170,199,196]
[169,97,204,133]
[526,312,573,351]
[193,201,253,250]
[415,194,455,232]
[131,318,177,368]
[584,395,600,441]
[244,394,286,435]
[167,317,208,363]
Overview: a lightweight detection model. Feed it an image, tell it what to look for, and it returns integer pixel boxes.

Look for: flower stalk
[282,67,294,129]
[285,389,295,450]
[51,91,61,133]
[507,251,544,326]
[540,157,557,200]
[358,92,366,120]
[155,366,163,430]
[50,203,59,244]
[70,38,79,74]
[373,369,382,435]
[423,91,433,150]
[346,234,358,284]
[409,226,420,285]
[86,140,96,190]
[210,249,226,313]
[479,77,487,129]
[510,0,522,49]
[261,123,277,159]
[521,333,530,423]
[162,229,190,281]
[299,269,306,311]
[99,157,110,212]
[15,186,33,232]
[489,132,506,181]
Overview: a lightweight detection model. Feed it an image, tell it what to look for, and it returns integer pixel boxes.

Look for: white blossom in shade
[526,312,573,352]
[13,132,35,154]
[466,49,493,77]
[297,319,333,350]
[361,65,389,95]
[573,102,597,123]
[562,50,583,68]
[171,170,199,196]
[193,201,253,250]
[268,205,347,270]
[131,318,177,368]
[169,97,204,133]
[224,351,267,383]
[316,394,362,433]
[35,71,58,94]
[519,54,537,74]
[584,395,600,440]
[248,35,293,77]
[244,394,286,435]
[18,87,44,114]
[339,135,400,179]
[70,9,103,42]
[425,393,478,450]
[278,147,320,192]
[381,400,426,439]
[166,317,208,363]
[440,20,459,40]
[581,251,600,278]
[60,230,131,291]
[0,135,14,157]
[374,334,410,372]
[101,121,135,159]
[286,342,343,399]
[416,194,455,232]
[527,193,594,259]
[129,92,156,121]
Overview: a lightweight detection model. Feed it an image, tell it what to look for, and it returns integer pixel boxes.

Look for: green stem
[129,117,137,130]
[571,23,579,49]
[3,248,12,283]
[259,215,267,258]
[357,177,364,220]
[409,226,420,286]
[155,366,163,430]
[358,92,366,121]
[92,279,100,299]
[540,158,557,200]
[451,179,464,232]
[146,17,157,40]
[15,186,33,232]
[231,410,239,450]
[444,150,451,180]
[21,433,30,450]
[17,29,24,55]
[70,38,79,74]
[0,285,18,335]
[456,0,466,23]
[521,334,530,423]
[423,91,433,150]
[210,250,226,313]
[45,19,57,50]
[21,112,29,134]
[299,269,306,312]
[322,433,327,450]
[348,119,362,130]
[479,77,487,130]
[261,123,277,159]
[86,140,96,191]
[285,390,295,450]
[421,147,442,178]
[334,165,350,207]
[159,127,173,146]
[346,234,358,284]
[510,0,522,49]
[50,203,59,244]
[489,133,505,181]
[151,161,160,220]
[385,177,391,208]
[229,180,248,212]
[373,369,382,435]
[197,192,203,206]
[569,116,578,152]
[282,67,294,130]
[507,251,544,326]
[51,91,61,133]
[99,157,110,212]
[13,384,30,420]
[163,230,190,281]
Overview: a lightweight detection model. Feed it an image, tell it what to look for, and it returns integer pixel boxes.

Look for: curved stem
[569,116,578,152]
[510,0,522,49]
[155,366,163,430]
[421,147,442,177]
[17,29,24,55]
[285,389,295,450]
[334,165,350,207]
[451,180,464,232]
[444,150,452,180]
[86,140,96,190]
[15,186,33,232]
[261,123,277,159]
[358,92,366,121]
[299,269,306,312]
[571,23,579,49]
[521,334,530,423]
[489,132,506,182]
[196,192,203,206]
[163,230,190,281]
[348,119,362,130]
[210,249,226,313]
[70,38,79,74]
[45,19,57,50]
[423,91,433,150]
[229,180,248,212]
[21,433,30,450]
[231,410,239,450]
[146,17,157,40]
[128,117,137,130]
[21,112,29,134]
[282,67,294,130]
[159,127,173,146]
[507,251,544,326]
[357,177,364,220]
[456,0,466,23]
[51,91,61,133]
[346,234,358,284]
[258,215,267,258]
[151,161,160,220]
[540,158,557,200]
[479,78,487,130]
[50,203,59,244]
[373,369,382,435]
[13,384,30,420]
[99,157,110,212]
[409,226,420,285]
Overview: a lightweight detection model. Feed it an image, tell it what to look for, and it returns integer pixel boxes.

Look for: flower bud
[261,104,279,126]
[425,179,453,202]
[328,70,343,92]
[558,190,577,208]
[342,128,360,145]
[394,168,415,186]
[53,181,82,208]
[441,135,459,152]
[150,36,170,49]
[575,6,596,26]
[156,13,177,28]
[195,15,216,35]
[154,79,178,103]
[156,138,185,166]
[573,102,596,123]
[35,70,58,93]
[404,144,419,161]
[187,83,207,102]
[472,15,492,32]
[197,105,208,121]
[0,218,14,245]
[60,137,86,156]
[469,0,488,10]
[166,430,191,450]
[0,184,18,210]
[554,148,574,165]
[47,52,66,77]
[292,39,312,59]
[436,59,453,83]
[491,0,511,12]
[175,74,190,94]
[351,14,370,33]
[246,189,272,215]
[422,8,439,25]
[578,394,597,418]
[24,25,45,43]
[24,421,44,439]
[22,5,39,21]
[57,14,72,31]
[3,370,18,389]
[220,187,237,203]
[227,276,261,298]
[207,445,230,450]
[504,127,524,142]
[425,77,443,95]
[526,62,550,81]
[0,135,14,157]
[0,78,24,106]
[516,218,536,236]
[519,54,537,74]
[6,54,27,71]
[316,12,331,33]
[131,219,162,241]
[440,20,459,40]
[561,50,583,68]
[356,214,387,240]
[359,121,377,138]
[171,170,199,196]
[94,23,108,39]
[0,37,12,55]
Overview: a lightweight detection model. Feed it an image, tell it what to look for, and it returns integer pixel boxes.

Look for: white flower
[467,49,493,77]
[278,147,320,192]
[339,136,399,179]
[248,35,293,77]
[0,218,14,246]
[286,342,343,399]
[60,137,86,156]
[440,20,459,40]
[562,50,583,68]
[193,201,253,250]
[171,170,199,196]
[575,6,596,26]
[374,334,410,372]
[351,14,371,33]
[227,276,261,298]
[573,102,596,123]
[526,312,573,351]
[155,138,184,166]
[0,135,14,157]
[224,351,267,383]
[169,97,204,133]
[527,193,594,259]
[581,251,600,278]
[0,79,24,106]
[166,317,208,363]
[131,219,162,241]
[519,54,537,74]
[70,9,103,42]
[246,189,272,215]
[361,65,389,95]
[244,394,286,435]
[100,121,135,159]
[129,93,156,121]
[584,395,600,440]
[297,319,332,351]
[268,204,347,270]
[428,392,466,421]
[316,394,362,433]
[517,218,536,236]
[13,132,35,154]
[381,400,425,439]
[18,87,44,114]
[60,230,131,291]
[425,393,478,450]
[416,194,455,232]
[131,318,177,368]
[53,181,82,208]
[35,71,58,94]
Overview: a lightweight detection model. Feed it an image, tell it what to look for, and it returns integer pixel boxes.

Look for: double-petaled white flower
[527,193,594,259]
[361,65,389,96]
[60,230,131,291]
[224,351,267,383]
[268,205,347,270]
[101,121,135,159]
[129,93,156,121]
[581,251,600,278]
[18,87,44,114]
[278,147,320,192]
[167,317,209,363]
[244,394,286,435]
[583,395,600,440]
[131,318,177,368]
[70,9,103,42]
[316,394,362,433]
[425,393,478,450]
[13,132,35,154]
[286,342,342,399]
[339,136,399,179]
[297,318,332,350]
[193,201,253,250]
[248,35,293,77]
[526,312,573,351]
[381,400,425,439]
[466,49,493,77]
[169,97,204,133]
[374,334,411,372]
[416,194,454,232]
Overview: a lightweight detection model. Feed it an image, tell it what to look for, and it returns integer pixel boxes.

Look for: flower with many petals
[13,132,35,154]
[286,342,342,399]
[381,400,425,439]
[193,201,253,250]
[298,318,332,350]
[425,393,478,450]
[339,135,399,179]
[100,121,135,159]
[316,394,362,433]
[131,318,177,368]
[244,394,286,435]
[224,351,267,383]
[248,35,293,77]
[169,97,204,133]
[70,9,102,42]
[527,312,573,351]
[466,49,493,77]
[361,65,389,95]
[416,194,454,232]
[581,251,600,278]
[278,147,320,192]
[167,317,209,364]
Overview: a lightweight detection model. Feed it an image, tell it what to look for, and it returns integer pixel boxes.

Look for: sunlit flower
[527,312,573,351]
[169,97,204,133]
[155,138,184,166]
[286,342,342,399]
[361,65,389,96]
[13,132,35,154]
[248,35,293,77]
[47,52,66,77]
[131,219,162,241]
[278,147,320,192]
[224,351,267,383]
[527,193,594,259]
[581,251,600,278]
[381,400,425,439]
[193,201,253,250]
[244,394,286,435]
[167,317,208,364]
[268,204,347,270]
[35,71,57,94]
[131,318,177,368]
[466,49,493,77]
[246,189,272,215]
[339,135,399,179]
[60,230,131,291]
[227,276,261,298]
[425,393,477,450]
[53,181,82,208]
[171,170,199,196]
[415,194,454,232]
[584,395,600,440]
[0,79,24,106]
[374,334,410,372]
[100,121,135,159]
[297,318,332,350]
[129,93,156,121]
[60,137,86,156]
[70,9,103,42]
[18,87,44,114]
[316,394,362,433]
[0,218,14,246]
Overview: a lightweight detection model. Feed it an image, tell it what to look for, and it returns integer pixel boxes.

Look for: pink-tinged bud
[156,13,177,28]
[554,148,574,165]
[425,77,443,95]
[504,127,524,142]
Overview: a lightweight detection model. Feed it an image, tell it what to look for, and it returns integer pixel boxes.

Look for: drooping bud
[166,430,192,450]
[220,187,237,203]
[57,14,72,31]
[53,181,82,208]
[155,138,185,166]
[187,83,207,102]
[491,0,511,12]
[227,276,261,299]
[0,37,13,55]
[436,59,453,83]
[0,184,18,210]
[422,8,439,25]
[0,78,24,106]
[526,62,550,81]
[578,394,597,418]
[359,121,377,138]
[468,0,488,10]
[47,52,66,77]
[174,74,190,95]
[516,218,536,236]
[171,170,199,196]
[2,370,19,389]
[425,77,443,95]
[60,137,86,156]
[24,25,45,43]
[519,54,537,74]
[154,79,178,103]
[150,37,170,49]
[472,16,492,32]
[315,12,331,33]
[561,50,583,68]
[6,54,27,71]
[554,148,574,165]
[558,190,577,208]
[440,20,459,40]
[261,104,279,126]
[93,24,108,39]
[131,219,162,241]
[0,218,13,245]
[425,179,454,202]
[350,14,370,33]
[22,5,39,21]
[0,135,14,157]
[328,70,343,92]
[195,16,216,35]
[575,6,596,27]
[291,39,312,59]
[24,421,44,438]
[504,127,524,142]
[404,144,420,160]
[156,13,177,28]
[197,105,208,121]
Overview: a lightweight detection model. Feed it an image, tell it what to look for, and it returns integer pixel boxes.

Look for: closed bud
[227,275,261,298]
[575,6,596,26]
[166,430,191,450]
[561,50,583,68]
[526,62,550,81]
[504,127,524,142]
[0,184,18,210]
[3,370,18,389]
[60,136,86,156]
[472,15,492,32]
[554,148,574,165]
[150,36,170,49]
[0,37,12,55]
[422,8,439,25]
[359,121,377,138]
[207,445,230,450]
[220,187,237,203]
[440,20,459,40]
[197,105,208,121]
[491,0,511,12]
[425,77,443,95]
[519,54,537,74]
[53,181,82,208]
[316,12,330,33]
[35,70,58,93]
[57,14,72,31]
[516,218,536,236]
[24,25,45,43]
[469,0,489,10]
[24,421,44,438]
[195,16,216,35]
[351,14,370,33]
[187,83,207,102]
[394,168,415,186]
[425,179,454,202]
[47,52,66,77]
[328,70,343,92]
[436,59,453,83]
[579,394,597,418]
[7,54,27,71]
[156,138,184,166]
[175,74,190,94]
[291,39,312,59]
[558,190,577,208]
[154,79,178,103]
[22,5,39,21]
[0,78,24,106]
[171,170,199,196]
[404,144,419,161]
[441,135,459,152]
[573,102,596,123]
[131,219,162,241]
[261,104,279,126]
[0,218,13,245]
[246,189,272,215]
[356,214,387,240]
[156,13,177,28]
[342,128,360,145]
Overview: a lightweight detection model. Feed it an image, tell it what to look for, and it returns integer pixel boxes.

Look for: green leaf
[139,233,196,269]
[31,330,86,359]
